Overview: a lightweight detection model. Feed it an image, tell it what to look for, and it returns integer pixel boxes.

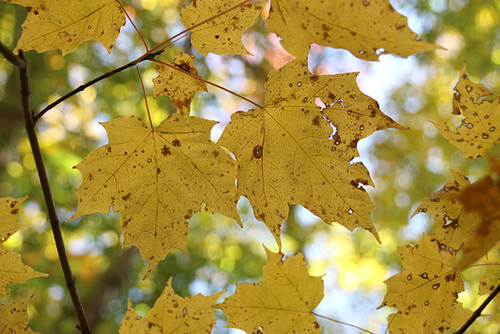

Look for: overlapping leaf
[70,115,239,276]
[434,63,500,159]
[180,0,264,55]
[0,196,28,242]
[218,248,323,333]
[119,278,223,333]
[265,0,438,60]
[3,0,126,55]
[0,297,39,333]
[219,58,404,246]
[380,234,472,333]
[153,53,207,116]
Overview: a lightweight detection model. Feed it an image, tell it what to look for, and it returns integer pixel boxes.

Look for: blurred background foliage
[0,0,499,333]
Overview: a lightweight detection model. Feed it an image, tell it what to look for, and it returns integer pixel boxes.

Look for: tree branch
[33,50,164,123]
[454,283,500,334]
[0,42,92,334]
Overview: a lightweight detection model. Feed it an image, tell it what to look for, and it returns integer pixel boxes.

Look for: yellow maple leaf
[0,243,47,294]
[265,0,439,60]
[119,278,223,333]
[0,297,39,334]
[433,63,500,159]
[70,115,239,276]
[412,169,481,255]
[219,58,404,246]
[380,234,472,333]
[3,0,126,55]
[153,53,207,116]
[180,0,264,55]
[218,248,323,333]
[0,195,28,242]
[479,265,500,307]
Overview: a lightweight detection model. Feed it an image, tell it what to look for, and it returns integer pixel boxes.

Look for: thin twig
[117,0,149,51]
[33,50,164,123]
[0,42,92,334]
[454,283,500,334]
[313,312,375,334]
[153,58,264,109]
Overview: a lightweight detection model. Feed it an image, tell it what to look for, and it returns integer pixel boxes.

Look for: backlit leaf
[218,248,323,333]
[180,0,264,55]
[265,0,439,60]
[0,195,28,242]
[70,115,239,276]
[3,0,126,55]
[153,53,207,116]
[119,278,223,333]
[219,58,404,246]
[433,63,500,159]
[0,297,38,333]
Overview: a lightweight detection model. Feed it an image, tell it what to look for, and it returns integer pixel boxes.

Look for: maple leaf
[0,195,28,242]
[379,233,472,333]
[153,53,207,116]
[180,0,264,55]
[0,243,47,294]
[0,297,39,333]
[3,0,126,55]
[70,115,239,276]
[219,58,404,246]
[218,248,323,333]
[433,63,500,159]
[479,264,500,306]
[119,278,223,333]
[265,0,439,60]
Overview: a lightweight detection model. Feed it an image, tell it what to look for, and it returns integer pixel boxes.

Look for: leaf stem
[33,50,164,123]
[454,283,500,334]
[153,58,264,109]
[0,42,92,334]
[312,312,375,334]
[117,0,149,51]
[135,64,154,129]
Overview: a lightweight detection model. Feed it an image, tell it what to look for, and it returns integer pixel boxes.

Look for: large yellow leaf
[180,0,264,55]
[0,243,47,294]
[119,278,223,333]
[71,115,239,276]
[218,248,323,333]
[433,63,500,159]
[3,0,126,55]
[0,195,28,242]
[380,234,472,333]
[219,58,404,246]
[153,53,207,116]
[0,297,39,334]
[265,0,438,60]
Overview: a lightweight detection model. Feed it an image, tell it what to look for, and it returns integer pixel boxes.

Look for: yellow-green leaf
[219,58,403,246]
[218,248,323,333]
[0,195,28,242]
[0,243,47,294]
[265,0,439,60]
[0,297,39,334]
[380,234,472,333]
[433,63,500,159]
[3,0,126,55]
[119,278,223,333]
[70,115,239,276]
[180,0,264,55]
[153,53,207,116]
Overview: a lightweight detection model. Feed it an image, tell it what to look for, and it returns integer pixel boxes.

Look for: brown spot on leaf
[172,139,181,147]
[253,145,263,159]
[122,193,131,201]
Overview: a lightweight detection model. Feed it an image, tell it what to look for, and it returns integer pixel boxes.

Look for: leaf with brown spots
[70,115,239,277]
[180,0,264,55]
[219,58,404,247]
[265,0,439,60]
[0,195,28,242]
[433,63,500,159]
[379,234,472,333]
[153,53,207,116]
[0,297,39,334]
[218,248,323,334]
[119,278,223,334]
[3,0,126,55]
[478,247,500,306]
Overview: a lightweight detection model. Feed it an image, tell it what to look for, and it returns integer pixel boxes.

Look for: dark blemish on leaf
[122,193,131,201]
[312,116,320,126]
[213,150,219,157]
[419,272,428,279]
[172,139,181,147]
[215,35,220,39]
[432,283,440,290]
[157,168,161,174]
[10,209,18,215]
[253,145,263,159]
[406,274,412,281]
